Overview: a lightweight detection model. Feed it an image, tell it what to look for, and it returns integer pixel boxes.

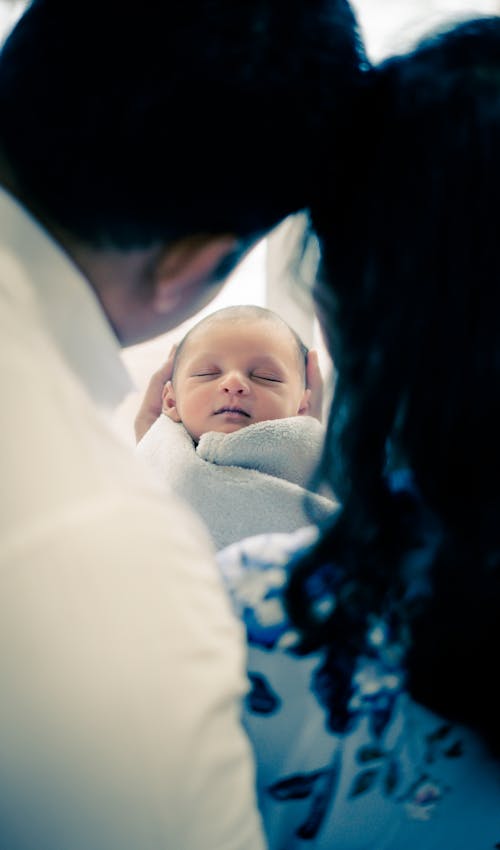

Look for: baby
[137,305,336,548]
[163,304,312,440]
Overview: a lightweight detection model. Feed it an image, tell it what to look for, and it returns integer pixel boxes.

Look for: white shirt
[0,187,266,850]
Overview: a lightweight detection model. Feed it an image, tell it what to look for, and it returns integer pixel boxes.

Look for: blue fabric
[218,527,500,850]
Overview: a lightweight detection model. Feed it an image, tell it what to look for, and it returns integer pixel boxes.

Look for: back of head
[0,0,364,248]
[315,16,500,526]
[299,17,500,753]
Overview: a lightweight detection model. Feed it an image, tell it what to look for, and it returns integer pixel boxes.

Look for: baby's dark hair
[171,305,309,384]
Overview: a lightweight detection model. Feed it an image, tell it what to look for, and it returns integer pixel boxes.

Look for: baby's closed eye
[191,370,221,378]
[252,373,283,383]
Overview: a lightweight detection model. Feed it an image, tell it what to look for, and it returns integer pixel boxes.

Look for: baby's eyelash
[253,374,282,382]
[192,371,220,377]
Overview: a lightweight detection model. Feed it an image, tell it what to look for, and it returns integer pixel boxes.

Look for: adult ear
[297,388,312,416]
[162,381,182,423]
[152,234,237,316]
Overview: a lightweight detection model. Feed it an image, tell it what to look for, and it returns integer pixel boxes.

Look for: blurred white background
[354,0,499,60]
[1,0,498,440]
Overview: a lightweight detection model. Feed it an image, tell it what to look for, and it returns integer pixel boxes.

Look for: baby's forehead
[190,317,298,358]
[174,313,306,382]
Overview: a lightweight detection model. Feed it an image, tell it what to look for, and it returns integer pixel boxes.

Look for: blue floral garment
[217,527,500,850]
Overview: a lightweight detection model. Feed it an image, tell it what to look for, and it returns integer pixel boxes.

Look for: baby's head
[162,305,311,442]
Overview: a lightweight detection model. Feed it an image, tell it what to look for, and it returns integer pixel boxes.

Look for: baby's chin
[198,420,253,438]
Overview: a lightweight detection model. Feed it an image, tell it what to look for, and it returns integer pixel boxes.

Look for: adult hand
[306,349,324,422]
[134,345,177,443]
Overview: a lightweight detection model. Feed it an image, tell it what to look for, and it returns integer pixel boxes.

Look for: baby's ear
[297,387,311,416]
[162,381,182,423]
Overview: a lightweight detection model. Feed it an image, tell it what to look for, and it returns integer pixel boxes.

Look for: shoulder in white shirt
[0,187,265,850]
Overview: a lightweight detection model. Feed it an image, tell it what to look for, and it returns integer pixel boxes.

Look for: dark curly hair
[288,16,500,756]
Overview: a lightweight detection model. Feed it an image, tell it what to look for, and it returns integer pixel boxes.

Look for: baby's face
[163,318,310,441]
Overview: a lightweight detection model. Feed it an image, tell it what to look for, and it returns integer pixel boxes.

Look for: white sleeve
[0,491,267,850]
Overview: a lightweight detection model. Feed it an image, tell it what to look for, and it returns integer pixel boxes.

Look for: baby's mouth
[214,406,251,418]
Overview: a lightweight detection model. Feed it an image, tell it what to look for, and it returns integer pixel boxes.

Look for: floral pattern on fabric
[218,527,500,850]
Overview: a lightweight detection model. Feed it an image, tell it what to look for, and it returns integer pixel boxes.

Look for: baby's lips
[214,406,251,417]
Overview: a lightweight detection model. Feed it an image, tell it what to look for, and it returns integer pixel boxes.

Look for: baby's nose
[220,372,250,394]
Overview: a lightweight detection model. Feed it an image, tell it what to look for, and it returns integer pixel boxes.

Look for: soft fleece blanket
[137,414,336,550]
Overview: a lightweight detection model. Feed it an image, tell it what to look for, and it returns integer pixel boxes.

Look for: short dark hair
[172,304,309,384]
[0,0,364,248]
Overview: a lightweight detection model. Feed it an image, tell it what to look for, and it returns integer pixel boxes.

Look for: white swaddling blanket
[137,414,336,550]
